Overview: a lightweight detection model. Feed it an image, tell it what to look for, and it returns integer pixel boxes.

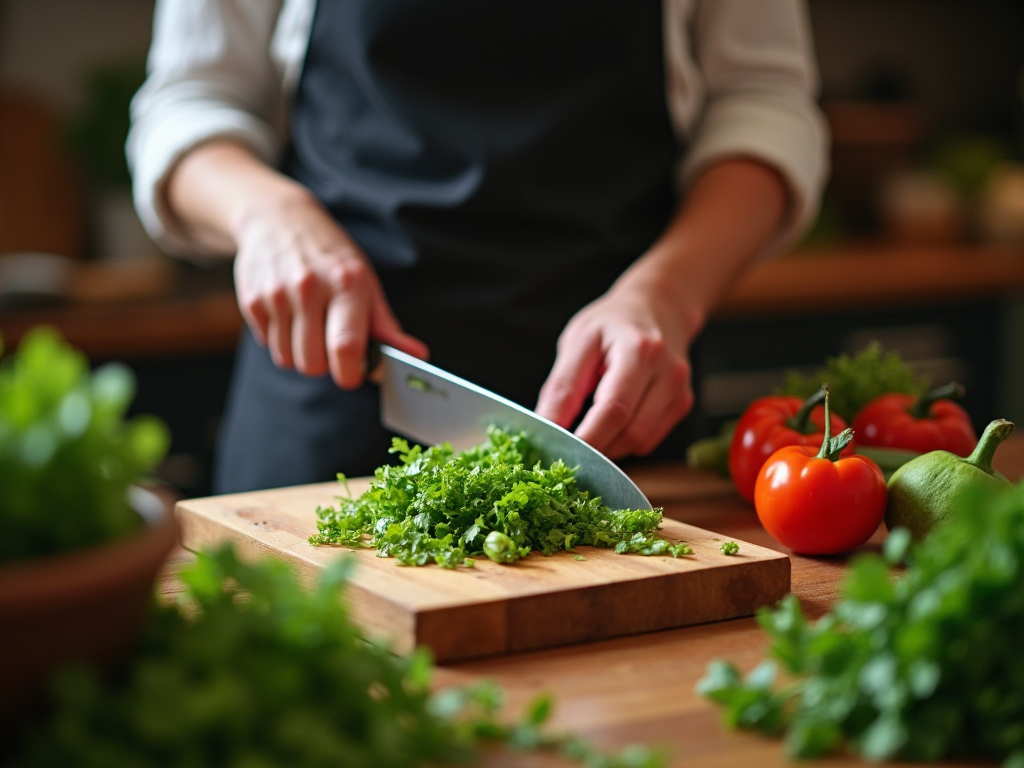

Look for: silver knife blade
[373,344,652,512]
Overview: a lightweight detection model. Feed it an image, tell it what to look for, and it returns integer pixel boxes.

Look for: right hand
[231,190,428,388]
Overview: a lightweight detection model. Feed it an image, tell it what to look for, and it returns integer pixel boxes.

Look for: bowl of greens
[0,327,174,732]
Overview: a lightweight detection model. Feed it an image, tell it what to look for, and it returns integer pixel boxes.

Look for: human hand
[232,191,427,388]
[535,279,696,460]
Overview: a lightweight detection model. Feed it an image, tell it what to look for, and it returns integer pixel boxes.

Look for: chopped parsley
[309,426,687,567]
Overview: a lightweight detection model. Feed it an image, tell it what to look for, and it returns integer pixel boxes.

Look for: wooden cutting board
[176,479,790,662]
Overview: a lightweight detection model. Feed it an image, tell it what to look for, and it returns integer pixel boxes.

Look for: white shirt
[128,0,829,258]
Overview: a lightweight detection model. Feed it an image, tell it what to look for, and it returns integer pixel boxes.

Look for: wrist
[611,257,708,345]
[228,180,319,245]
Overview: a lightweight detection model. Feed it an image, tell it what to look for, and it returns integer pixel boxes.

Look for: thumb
[368,283,429,361]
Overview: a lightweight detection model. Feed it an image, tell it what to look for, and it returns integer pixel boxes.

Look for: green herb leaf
[0,327,169,563]
[12,545,670,767]
[778,341,928,422]
[700,480,1024,764]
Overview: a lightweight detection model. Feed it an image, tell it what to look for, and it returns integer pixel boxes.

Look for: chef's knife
[370,344,653,512]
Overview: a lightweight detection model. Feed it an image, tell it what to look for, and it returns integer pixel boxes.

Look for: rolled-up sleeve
[665,0,830,254]
[127,0,292,256]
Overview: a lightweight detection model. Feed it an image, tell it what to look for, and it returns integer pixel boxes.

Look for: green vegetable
[779,341,929,422]
[9,545,668,768]
[854,444,921,480]
[720,541,740,556]
[0,327,170,563]
[886,418,1014,541]
[482,530,518,564]
[685,419,735,477]
[310,426,683,567]
[698,479,1024,765]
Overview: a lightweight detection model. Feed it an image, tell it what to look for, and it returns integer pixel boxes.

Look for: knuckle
[330,259,370,293]
[541,377,575,406]
[667,359,692,395]
[598,397,633,429]
[294,271,325,302]
[240,296,265,321]
[635,332,667,363]
[268,286,291,313]
[328,330,363,361]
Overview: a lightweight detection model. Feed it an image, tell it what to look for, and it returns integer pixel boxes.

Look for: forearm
[165,139,315,257]
[614,157,789,343]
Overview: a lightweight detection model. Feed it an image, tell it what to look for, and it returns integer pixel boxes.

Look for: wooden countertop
[2,241,1023,360]
[157,438,1024,767]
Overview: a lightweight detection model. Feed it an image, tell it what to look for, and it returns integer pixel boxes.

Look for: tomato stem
[815,384,855,462]
[786,385,827,434]
[909,381,965,419]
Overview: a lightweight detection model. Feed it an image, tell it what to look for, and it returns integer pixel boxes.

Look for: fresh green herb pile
[310,426,688,567]
[778,341,929,422]
[0,328,169,563]
[698,480,1024,766]
[9,545,666,768]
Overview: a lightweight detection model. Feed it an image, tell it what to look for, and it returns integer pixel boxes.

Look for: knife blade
[371,344,653,512]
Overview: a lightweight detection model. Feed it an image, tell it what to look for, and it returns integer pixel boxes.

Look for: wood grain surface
[160,441,1024,766]
[176,479,790,662]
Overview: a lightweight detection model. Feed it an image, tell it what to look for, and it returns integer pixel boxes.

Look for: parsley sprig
[310,426,688,566]
[10,545,667,768]
[699,480,1024,765]
[779,341,929,422]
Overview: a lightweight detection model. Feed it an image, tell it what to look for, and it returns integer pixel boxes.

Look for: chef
[128,0,828,493]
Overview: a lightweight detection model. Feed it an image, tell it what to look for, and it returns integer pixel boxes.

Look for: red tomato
[852,382,976,457]
[728,388,853,504]
[754,444,887,555]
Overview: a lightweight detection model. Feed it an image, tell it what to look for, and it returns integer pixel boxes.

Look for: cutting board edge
[175,484,794,664]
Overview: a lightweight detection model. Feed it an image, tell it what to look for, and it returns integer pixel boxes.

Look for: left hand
[535,277,696,460]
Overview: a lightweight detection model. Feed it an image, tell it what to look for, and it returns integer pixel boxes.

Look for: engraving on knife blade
[406,374,447,398]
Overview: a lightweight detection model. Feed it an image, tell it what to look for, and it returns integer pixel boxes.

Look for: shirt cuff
[128,106,280,258]
[680,95,830,257]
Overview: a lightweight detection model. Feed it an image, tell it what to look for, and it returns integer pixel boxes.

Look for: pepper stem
[909,381,965,419]
[786,385,828,434]
[965,419,1015,475]
[815,384,855,462]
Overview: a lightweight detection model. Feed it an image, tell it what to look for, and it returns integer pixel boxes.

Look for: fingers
[535,333,604,429]
[578,341,693,459]
[232,195,425,389]
[610,353,693,457]
[572,337,651,457]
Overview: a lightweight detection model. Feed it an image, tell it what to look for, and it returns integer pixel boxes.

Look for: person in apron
[128,0,828,493]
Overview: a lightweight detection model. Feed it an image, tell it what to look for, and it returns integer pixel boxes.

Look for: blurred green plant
[0,327,169,563]
[10,544,668,768]
[63,58,147,189]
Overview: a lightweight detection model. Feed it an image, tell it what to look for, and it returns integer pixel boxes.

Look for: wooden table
[159,437,1024,767]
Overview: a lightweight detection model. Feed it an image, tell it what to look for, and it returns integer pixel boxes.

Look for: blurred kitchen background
[2,0,1023,497]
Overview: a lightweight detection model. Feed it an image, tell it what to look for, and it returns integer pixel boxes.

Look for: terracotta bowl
[0,488,179,735]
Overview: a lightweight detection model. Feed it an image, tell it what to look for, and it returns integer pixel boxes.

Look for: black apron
[214,0,687,493]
